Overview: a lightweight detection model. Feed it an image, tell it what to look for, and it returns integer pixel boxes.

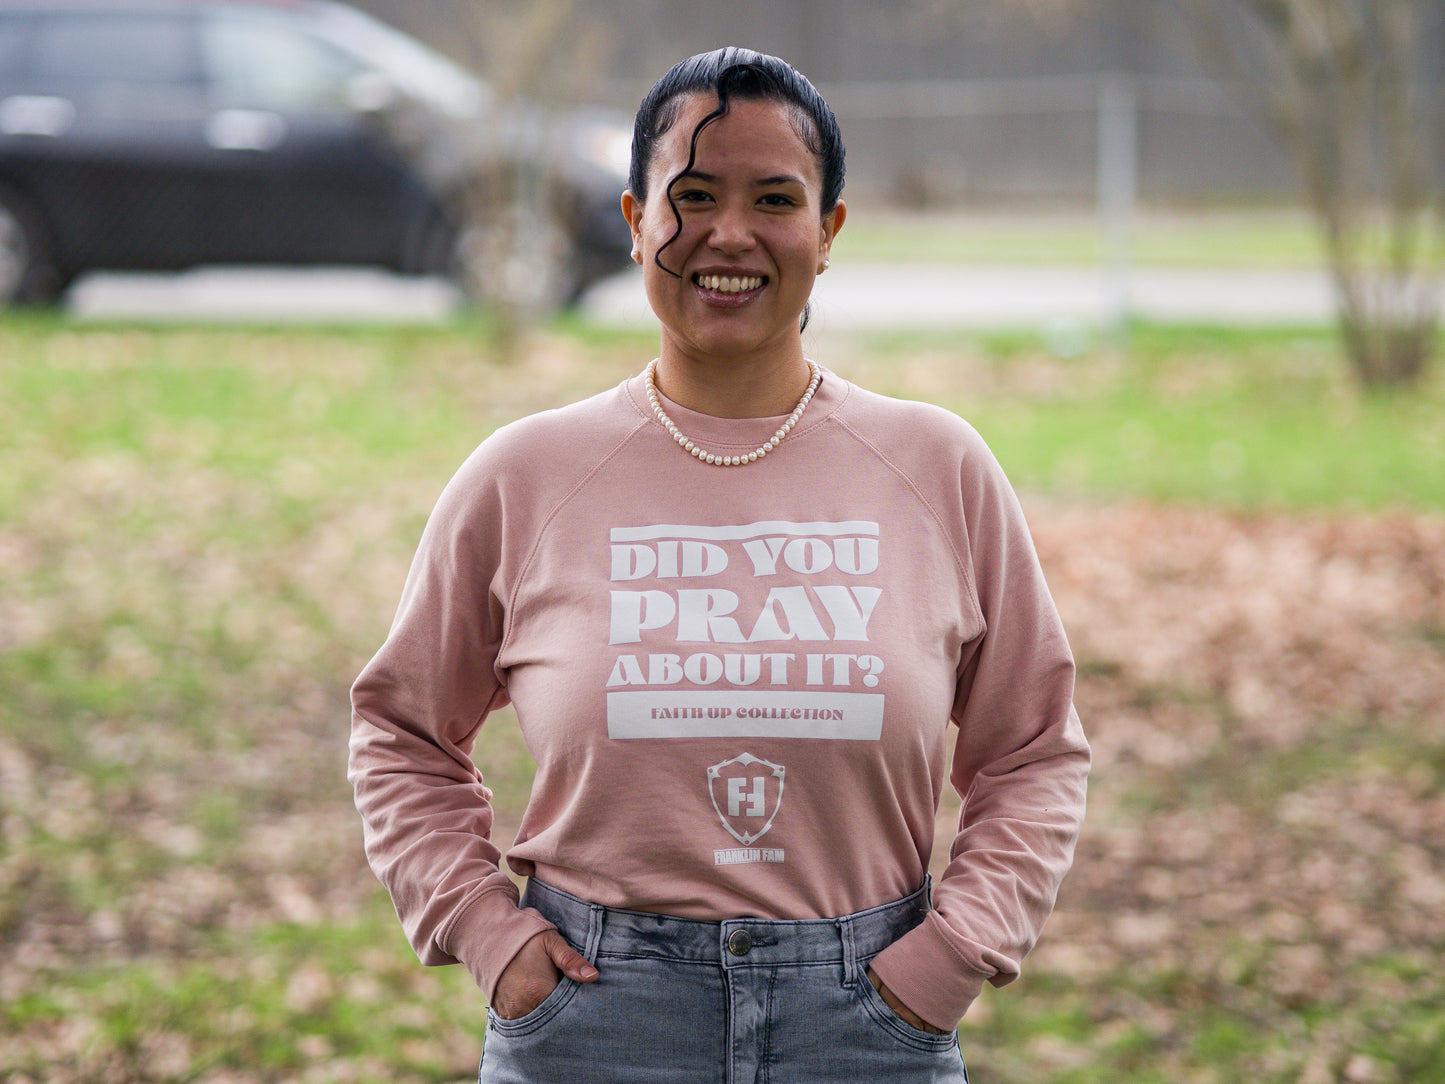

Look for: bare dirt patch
[977,503,1445,1080]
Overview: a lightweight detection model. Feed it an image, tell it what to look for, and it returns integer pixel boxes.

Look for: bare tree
[443,2,617,344]
[1194,0,1443,387]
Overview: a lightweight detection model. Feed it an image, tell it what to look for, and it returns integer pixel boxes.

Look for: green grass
[2,310,1442,1083]
[835,204,1445,271]
[834,206,1331,268]
[0,906,484,1083]
[840,321,1445,511]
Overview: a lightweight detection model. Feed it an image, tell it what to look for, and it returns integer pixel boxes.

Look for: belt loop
[838,916,857,989]
[583,900,605,963]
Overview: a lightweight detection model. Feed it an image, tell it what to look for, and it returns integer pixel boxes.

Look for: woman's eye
[676,189,713,203]
[760,194,796,207]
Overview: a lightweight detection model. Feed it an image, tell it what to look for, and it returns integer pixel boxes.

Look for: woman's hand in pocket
[492,929,599,1020]
[866,967,949,1035]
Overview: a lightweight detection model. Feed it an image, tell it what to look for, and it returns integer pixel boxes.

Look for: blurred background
[2,2,1443,1083]
[359,0,1307,205]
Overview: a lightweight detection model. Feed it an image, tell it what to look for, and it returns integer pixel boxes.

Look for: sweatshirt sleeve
[347,442,555,1005]
[867,426,1090,1030]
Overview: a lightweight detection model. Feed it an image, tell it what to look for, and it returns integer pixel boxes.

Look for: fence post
[1097,71,1138,341]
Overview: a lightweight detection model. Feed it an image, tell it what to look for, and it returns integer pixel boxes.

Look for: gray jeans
[479,877,968,1084]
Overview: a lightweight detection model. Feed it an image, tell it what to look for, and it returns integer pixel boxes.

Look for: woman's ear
[621,190,644,264]
[818,198,846,273]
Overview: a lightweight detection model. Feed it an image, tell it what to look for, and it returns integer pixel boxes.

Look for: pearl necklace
[644,358,822,467]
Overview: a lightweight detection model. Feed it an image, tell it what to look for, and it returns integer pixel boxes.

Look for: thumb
[541,929,599,982]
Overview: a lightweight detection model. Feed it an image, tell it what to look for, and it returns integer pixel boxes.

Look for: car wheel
[451,199,579,321]
[0,185,63,305]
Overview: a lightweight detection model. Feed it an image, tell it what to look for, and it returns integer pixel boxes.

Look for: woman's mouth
[693,273,766,295]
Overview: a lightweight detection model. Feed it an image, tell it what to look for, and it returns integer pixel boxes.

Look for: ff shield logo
[707,753,785,847]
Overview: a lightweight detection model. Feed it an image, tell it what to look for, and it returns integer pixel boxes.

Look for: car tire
[451,197,580,321]
[0,184,64,306]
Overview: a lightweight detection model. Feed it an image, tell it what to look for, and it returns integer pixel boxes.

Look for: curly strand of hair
[653,81,739,280]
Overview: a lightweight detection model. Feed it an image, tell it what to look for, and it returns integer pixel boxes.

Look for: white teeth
[697,274,763,293]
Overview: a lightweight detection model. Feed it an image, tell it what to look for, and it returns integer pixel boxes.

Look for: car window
[31,12,201,89]
[201,15,364,112]
[0,16,33,79]
[309,3,486,117]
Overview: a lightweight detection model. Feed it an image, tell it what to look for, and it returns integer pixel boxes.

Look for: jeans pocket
[485,975,580,1038]
[853,961,960,1053]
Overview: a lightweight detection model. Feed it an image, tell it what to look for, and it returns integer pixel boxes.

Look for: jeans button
[726,929,753,956]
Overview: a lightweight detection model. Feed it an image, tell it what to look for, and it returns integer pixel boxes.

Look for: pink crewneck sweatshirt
[349,368,1088,1030]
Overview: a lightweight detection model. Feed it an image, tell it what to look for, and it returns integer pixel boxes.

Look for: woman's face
[622,93,845,370]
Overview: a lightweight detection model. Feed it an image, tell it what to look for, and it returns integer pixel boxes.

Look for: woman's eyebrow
[678,169,804,187]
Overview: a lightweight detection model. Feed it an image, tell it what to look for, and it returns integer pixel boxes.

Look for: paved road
[68,267,460,324]
[584,263,1340,329]
[67,262,1341,328]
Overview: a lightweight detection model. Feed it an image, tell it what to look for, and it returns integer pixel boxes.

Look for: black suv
[0,0,634,312]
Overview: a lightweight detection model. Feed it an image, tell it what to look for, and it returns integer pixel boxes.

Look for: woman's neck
[652,347,813,419]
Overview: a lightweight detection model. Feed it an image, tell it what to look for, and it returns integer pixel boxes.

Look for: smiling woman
[349,47,1090,1084]
[621,93,845,416]
[619,57,847,421]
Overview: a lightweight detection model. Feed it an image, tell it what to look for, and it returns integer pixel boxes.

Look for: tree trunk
[1195,0,1442,388]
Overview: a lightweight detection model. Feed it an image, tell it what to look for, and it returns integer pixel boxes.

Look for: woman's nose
[707,204,755,253]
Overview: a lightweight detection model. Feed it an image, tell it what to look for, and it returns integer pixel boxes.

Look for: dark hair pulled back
[629,48,846,286]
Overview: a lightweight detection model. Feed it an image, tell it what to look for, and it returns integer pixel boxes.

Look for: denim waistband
[521,878,932,971]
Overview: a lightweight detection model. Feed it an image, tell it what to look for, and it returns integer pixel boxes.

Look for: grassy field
[832,207,1331,268]
[1,310,1442,1083]
[833,205,1445,271]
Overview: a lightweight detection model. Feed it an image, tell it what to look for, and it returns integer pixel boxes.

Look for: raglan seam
[494,415,653,666]
[825,412,985,632]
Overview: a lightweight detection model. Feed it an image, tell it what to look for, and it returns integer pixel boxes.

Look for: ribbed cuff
[867,911,991,1031]
[438,886,557,1006]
